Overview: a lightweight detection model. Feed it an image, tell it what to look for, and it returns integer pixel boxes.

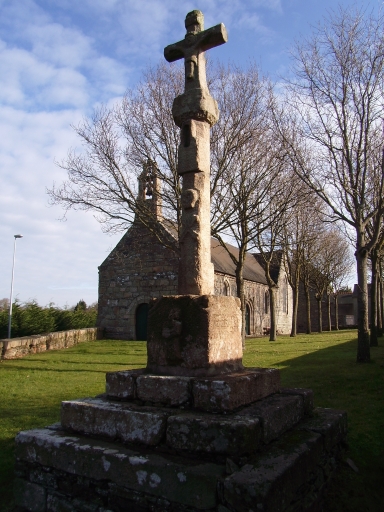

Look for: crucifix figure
[164,10,227,295]
[165,10,227,100]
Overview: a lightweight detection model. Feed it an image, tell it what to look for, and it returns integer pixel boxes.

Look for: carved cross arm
[164,42,184,63]
[164,23,227,63]
[198,23,227,53]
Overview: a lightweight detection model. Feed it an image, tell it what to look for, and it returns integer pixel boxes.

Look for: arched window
[135,303,149,340]
[264,290,270,314]
[224,279,230,296]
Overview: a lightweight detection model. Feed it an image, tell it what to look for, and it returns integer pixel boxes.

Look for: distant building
[337,284,371,327]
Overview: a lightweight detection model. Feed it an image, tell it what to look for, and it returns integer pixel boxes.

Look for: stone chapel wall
[214,273,270,336]
[97,222,179,340]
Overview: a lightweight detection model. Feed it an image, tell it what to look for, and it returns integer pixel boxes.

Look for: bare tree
[310,228,352,333]
[328,233,354,331]
[311,268,329,334]
[210,65,290,341]
[280,7,384,361]
[282,192,322,337]
[0,298,9,311]
[48,64,184,255]
[300,250,315,335]
[368,235,384,346]
[298,197,328,334]
[365,137,384,346]
[253,170,300,341]
[379,256,384,336]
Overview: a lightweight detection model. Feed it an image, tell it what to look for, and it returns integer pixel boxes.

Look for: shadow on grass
[2,358,137,364]
[245,336,384,512]
[0,438,16,512]
[1,367,108,374]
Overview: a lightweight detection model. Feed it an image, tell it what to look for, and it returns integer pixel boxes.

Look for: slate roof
[253,251,284,285]
[211,239,267,284]
[161,219,267,284]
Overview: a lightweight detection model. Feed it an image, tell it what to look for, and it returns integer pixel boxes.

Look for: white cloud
[236,12,272,34]
[0,40,89,109]
[26,22,94,68]
[0,0,132,109]
[0,105,123,307]
[0,1,134,307]
[253,0,282,13]
[88,55,131,97]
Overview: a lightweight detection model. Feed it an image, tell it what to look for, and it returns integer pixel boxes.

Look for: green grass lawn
[1,331,383,511]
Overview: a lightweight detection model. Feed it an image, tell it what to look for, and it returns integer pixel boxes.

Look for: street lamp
[8,234,23,339]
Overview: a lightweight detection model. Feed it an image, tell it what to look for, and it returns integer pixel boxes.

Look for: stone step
[222,408,347,512]
[14,425,225,511]
[238,393,305,444]
[106,367,281,412]
[166,413,261,455]
[61,398,169,446]
[61,389,310,456]
[14,408,347,512]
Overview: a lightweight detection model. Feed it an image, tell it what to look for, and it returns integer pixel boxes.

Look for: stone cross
[164,10,227,296]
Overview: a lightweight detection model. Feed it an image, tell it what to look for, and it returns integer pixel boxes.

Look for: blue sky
[0,0,376,308]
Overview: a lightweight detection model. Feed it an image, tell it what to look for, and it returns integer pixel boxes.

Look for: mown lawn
[0,331,383,511]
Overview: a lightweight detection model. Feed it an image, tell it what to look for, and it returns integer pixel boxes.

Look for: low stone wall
[0,327,103,360]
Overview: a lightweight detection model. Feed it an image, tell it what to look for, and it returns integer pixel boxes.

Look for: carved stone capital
[172,88,219,127]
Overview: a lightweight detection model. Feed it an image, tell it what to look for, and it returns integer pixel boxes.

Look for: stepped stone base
[60,389,305,456]
[14,372,347,512]
[14,350,347,512]
[106,367,280,412]
[14,407,347,512]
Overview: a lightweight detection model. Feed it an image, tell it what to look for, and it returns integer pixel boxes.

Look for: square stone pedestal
[146,295,243,377]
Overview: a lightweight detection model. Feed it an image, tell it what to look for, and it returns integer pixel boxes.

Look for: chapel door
[135,303,149,340]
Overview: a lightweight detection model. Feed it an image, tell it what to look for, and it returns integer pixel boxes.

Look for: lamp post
[8,234,23,339]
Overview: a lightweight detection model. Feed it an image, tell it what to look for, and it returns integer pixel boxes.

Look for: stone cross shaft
[164,10,227,296]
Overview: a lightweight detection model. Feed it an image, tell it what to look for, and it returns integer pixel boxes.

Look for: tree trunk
[355,245,370,362]
[264,261,277,342]
[235,254,246,349]
[304,283,311,334]
[290,284,299,337]
[327,292,332,331]
[370,252,378,347]
[316,297,322,333]
[377,276,383,336]
[269,286,277,341]
[335,294,339,330]
[379,259,384,336]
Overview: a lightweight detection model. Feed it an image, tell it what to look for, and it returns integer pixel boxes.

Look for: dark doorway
[135,303,149,340]
[245,304,251,335]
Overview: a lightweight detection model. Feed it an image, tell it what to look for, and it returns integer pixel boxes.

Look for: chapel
[97,166,293,339]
